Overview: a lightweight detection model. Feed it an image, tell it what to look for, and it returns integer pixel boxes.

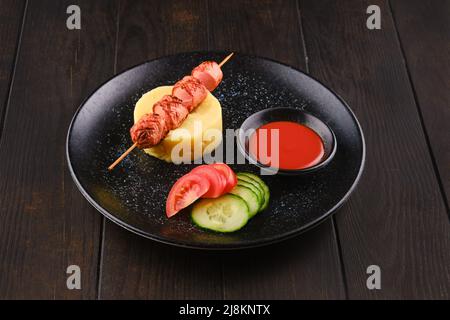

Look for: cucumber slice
[237,180,263,205]
[229,185,260,217]
[237,174,265,205]
[237,173,270,211]
[191,194,249,233]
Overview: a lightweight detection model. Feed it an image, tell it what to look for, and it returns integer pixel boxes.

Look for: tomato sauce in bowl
[249,121,325,170]
[238,108,337,174]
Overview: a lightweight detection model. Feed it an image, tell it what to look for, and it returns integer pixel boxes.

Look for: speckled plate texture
[67,52,365,250]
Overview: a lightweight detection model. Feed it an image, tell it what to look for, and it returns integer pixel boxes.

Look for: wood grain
[300,0,450,299]
[390,0,450,207]
[99,0,224,300]
[0,0,26,137]
[208,0,306,69]
[208,0,345,299]
[1,0,446,300]
[0,0,117,299]
[114,0,209,74]
[100,222,224,299]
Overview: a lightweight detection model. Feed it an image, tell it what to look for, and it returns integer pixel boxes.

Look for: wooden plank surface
[208,0,345,299]
[99,0,224,300]
[0,0,117,299]
[300,0,450,299]
[0,0,448,300]
[390,0,450,207]
[0,0,26,136]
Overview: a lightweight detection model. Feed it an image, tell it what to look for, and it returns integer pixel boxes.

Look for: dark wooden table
[0,0,449,300]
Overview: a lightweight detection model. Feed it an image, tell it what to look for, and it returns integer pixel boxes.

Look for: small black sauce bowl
[237,107,337,175]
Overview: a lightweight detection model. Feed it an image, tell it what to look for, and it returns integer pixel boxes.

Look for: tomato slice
[211,163,237,193]
[166,173,210,218]
[191,165,227,198]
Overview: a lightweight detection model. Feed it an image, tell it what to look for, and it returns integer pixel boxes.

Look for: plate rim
[66,51,366,250]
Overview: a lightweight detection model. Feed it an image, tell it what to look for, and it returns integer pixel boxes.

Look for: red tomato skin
[191,165,227,198]
[211,163,237,193]
[166,173,210,218]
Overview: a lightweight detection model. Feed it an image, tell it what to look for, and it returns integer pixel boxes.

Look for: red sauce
[249,121,324,170]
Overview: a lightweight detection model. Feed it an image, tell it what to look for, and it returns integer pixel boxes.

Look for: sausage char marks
[172,76,207,111]
[130,113,168,149]
[131,60,224,149]
[152,95,189,129]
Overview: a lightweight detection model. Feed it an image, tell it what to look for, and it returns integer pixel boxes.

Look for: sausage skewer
[108,53,234,171]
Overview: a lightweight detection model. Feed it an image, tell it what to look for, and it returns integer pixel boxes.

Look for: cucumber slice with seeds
[191,194,249,233]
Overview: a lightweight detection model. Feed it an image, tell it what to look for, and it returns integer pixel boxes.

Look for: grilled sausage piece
[131,61,222,149]
[192,61,223,91]
[130,113,168,148]
[172,76,207,111]
[153,95,189,129]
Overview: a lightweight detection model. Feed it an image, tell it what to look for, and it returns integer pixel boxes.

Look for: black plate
[67,52,365,250]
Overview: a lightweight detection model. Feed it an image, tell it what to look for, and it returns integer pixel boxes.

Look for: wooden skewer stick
[108,142,138,171]
[219,52,234,68]
[108,53,234,171]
